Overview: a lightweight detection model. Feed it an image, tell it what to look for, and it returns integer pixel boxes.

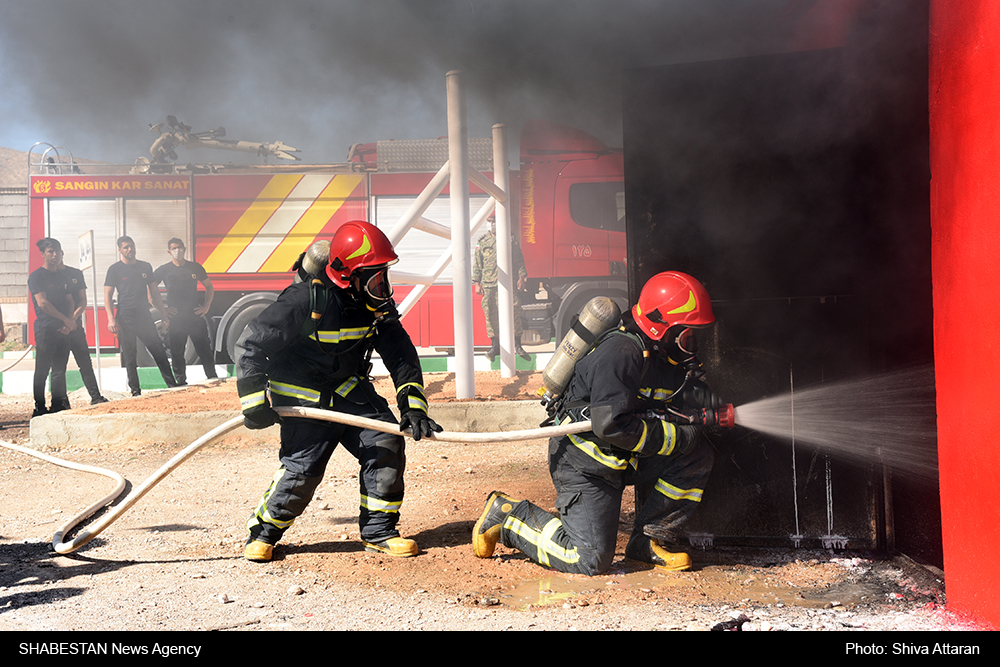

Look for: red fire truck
[27,120,626,364]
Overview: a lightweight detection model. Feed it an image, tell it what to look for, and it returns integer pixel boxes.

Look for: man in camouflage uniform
[472,214,530,361]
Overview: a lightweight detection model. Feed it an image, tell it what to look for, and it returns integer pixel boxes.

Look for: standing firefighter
[238,221,442,563]
[472,213,530,361]
[472,271,726,575]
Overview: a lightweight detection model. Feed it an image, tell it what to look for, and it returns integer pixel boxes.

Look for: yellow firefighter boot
[472,490,517,558]
[363,536,419,557]
[625,536,692,572]
[244,540,274,563]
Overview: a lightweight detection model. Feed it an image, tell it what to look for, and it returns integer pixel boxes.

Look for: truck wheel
[223,303,270,364]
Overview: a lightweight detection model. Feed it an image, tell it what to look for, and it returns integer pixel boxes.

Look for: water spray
[731,366,938,482]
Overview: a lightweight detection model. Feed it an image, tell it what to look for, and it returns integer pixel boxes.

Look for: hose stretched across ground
[0,406,590,555]
[0,345,34,374]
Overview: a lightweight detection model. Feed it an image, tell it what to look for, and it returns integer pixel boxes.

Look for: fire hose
[0,345,35,374]
[0,407,596,555]
[2,401,736,555]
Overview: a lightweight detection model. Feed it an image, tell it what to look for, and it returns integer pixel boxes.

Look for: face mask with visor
[352,265,394,310]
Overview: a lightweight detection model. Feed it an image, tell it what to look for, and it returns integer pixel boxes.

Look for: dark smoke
[1,0,838,164]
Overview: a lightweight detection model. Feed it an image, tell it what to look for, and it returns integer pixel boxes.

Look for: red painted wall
[930,0,1000,629]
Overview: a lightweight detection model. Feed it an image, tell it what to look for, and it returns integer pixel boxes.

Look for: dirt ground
[0,372,990,637]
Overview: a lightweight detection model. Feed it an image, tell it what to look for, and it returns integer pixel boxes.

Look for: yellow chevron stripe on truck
[203,175,304,273]
[203,173,366,274]
[259,174,364,273]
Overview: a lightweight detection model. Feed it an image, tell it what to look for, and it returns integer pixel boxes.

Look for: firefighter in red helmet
[472,271,724,575]
[237,221,441,563]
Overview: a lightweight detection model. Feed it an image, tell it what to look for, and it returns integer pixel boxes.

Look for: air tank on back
[293,239,331,282]
[539,296,622,404]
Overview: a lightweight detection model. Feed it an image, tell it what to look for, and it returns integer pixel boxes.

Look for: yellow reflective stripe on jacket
[396,382,428,412]
[656,421,677,456]
[503,515,580,567]
[240,390,266,412]
[315,326,373,345]
[567,432,630,470]
[335,375,360,398]
[630,420,649,453]
[360,494,402,514]
[639,387,674,401]
[655,478,704,503]
[561,415,630,470]
[270,381,322,404]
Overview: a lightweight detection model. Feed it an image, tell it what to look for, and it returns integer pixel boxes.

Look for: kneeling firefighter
[473,271,731,575]
[238,221,442,563]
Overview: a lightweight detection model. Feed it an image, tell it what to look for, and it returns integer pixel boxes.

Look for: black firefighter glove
[238,375,281,430]
[397,383,443,441]
[670,423,702,457]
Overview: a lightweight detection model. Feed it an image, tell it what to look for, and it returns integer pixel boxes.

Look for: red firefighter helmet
[632,271,714,340]
[326,221,398,289]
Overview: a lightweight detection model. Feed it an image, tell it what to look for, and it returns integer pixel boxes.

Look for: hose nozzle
[715,403,736,429]
[669,403,736,428]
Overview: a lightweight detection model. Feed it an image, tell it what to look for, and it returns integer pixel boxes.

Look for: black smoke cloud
[0,0,819,164]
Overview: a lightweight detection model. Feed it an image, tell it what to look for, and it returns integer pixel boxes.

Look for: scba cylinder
[540,296,622,400]
[293,239,331,283]
[302,239,331,277]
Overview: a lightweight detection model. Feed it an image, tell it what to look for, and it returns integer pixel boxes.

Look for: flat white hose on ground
[0,407,591,555]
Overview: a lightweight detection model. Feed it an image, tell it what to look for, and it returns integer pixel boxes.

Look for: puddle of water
[502,568,679,609]
[501,564,878,610]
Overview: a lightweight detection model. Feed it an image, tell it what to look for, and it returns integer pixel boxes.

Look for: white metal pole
[447,71,474,399]
[493,124,516,378]
[385,162,451,246]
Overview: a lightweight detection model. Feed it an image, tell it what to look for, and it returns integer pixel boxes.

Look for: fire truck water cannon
[146,115,301,163]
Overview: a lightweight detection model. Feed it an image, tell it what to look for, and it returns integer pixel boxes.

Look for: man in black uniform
[28,238,76,417]
[153,238,218,385]
[238,221,442,563]
[57,249,108,406]
[472,271,724,575]
[104,236,178,396]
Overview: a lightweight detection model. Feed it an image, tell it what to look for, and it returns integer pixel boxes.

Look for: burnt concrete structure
[622,3,938,565]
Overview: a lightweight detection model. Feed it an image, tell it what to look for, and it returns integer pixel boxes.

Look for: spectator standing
[471,214,530,362]
[104,236,178,396]
[57,249,109,405]
[28,238,75,417]
[153,238,218,385]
